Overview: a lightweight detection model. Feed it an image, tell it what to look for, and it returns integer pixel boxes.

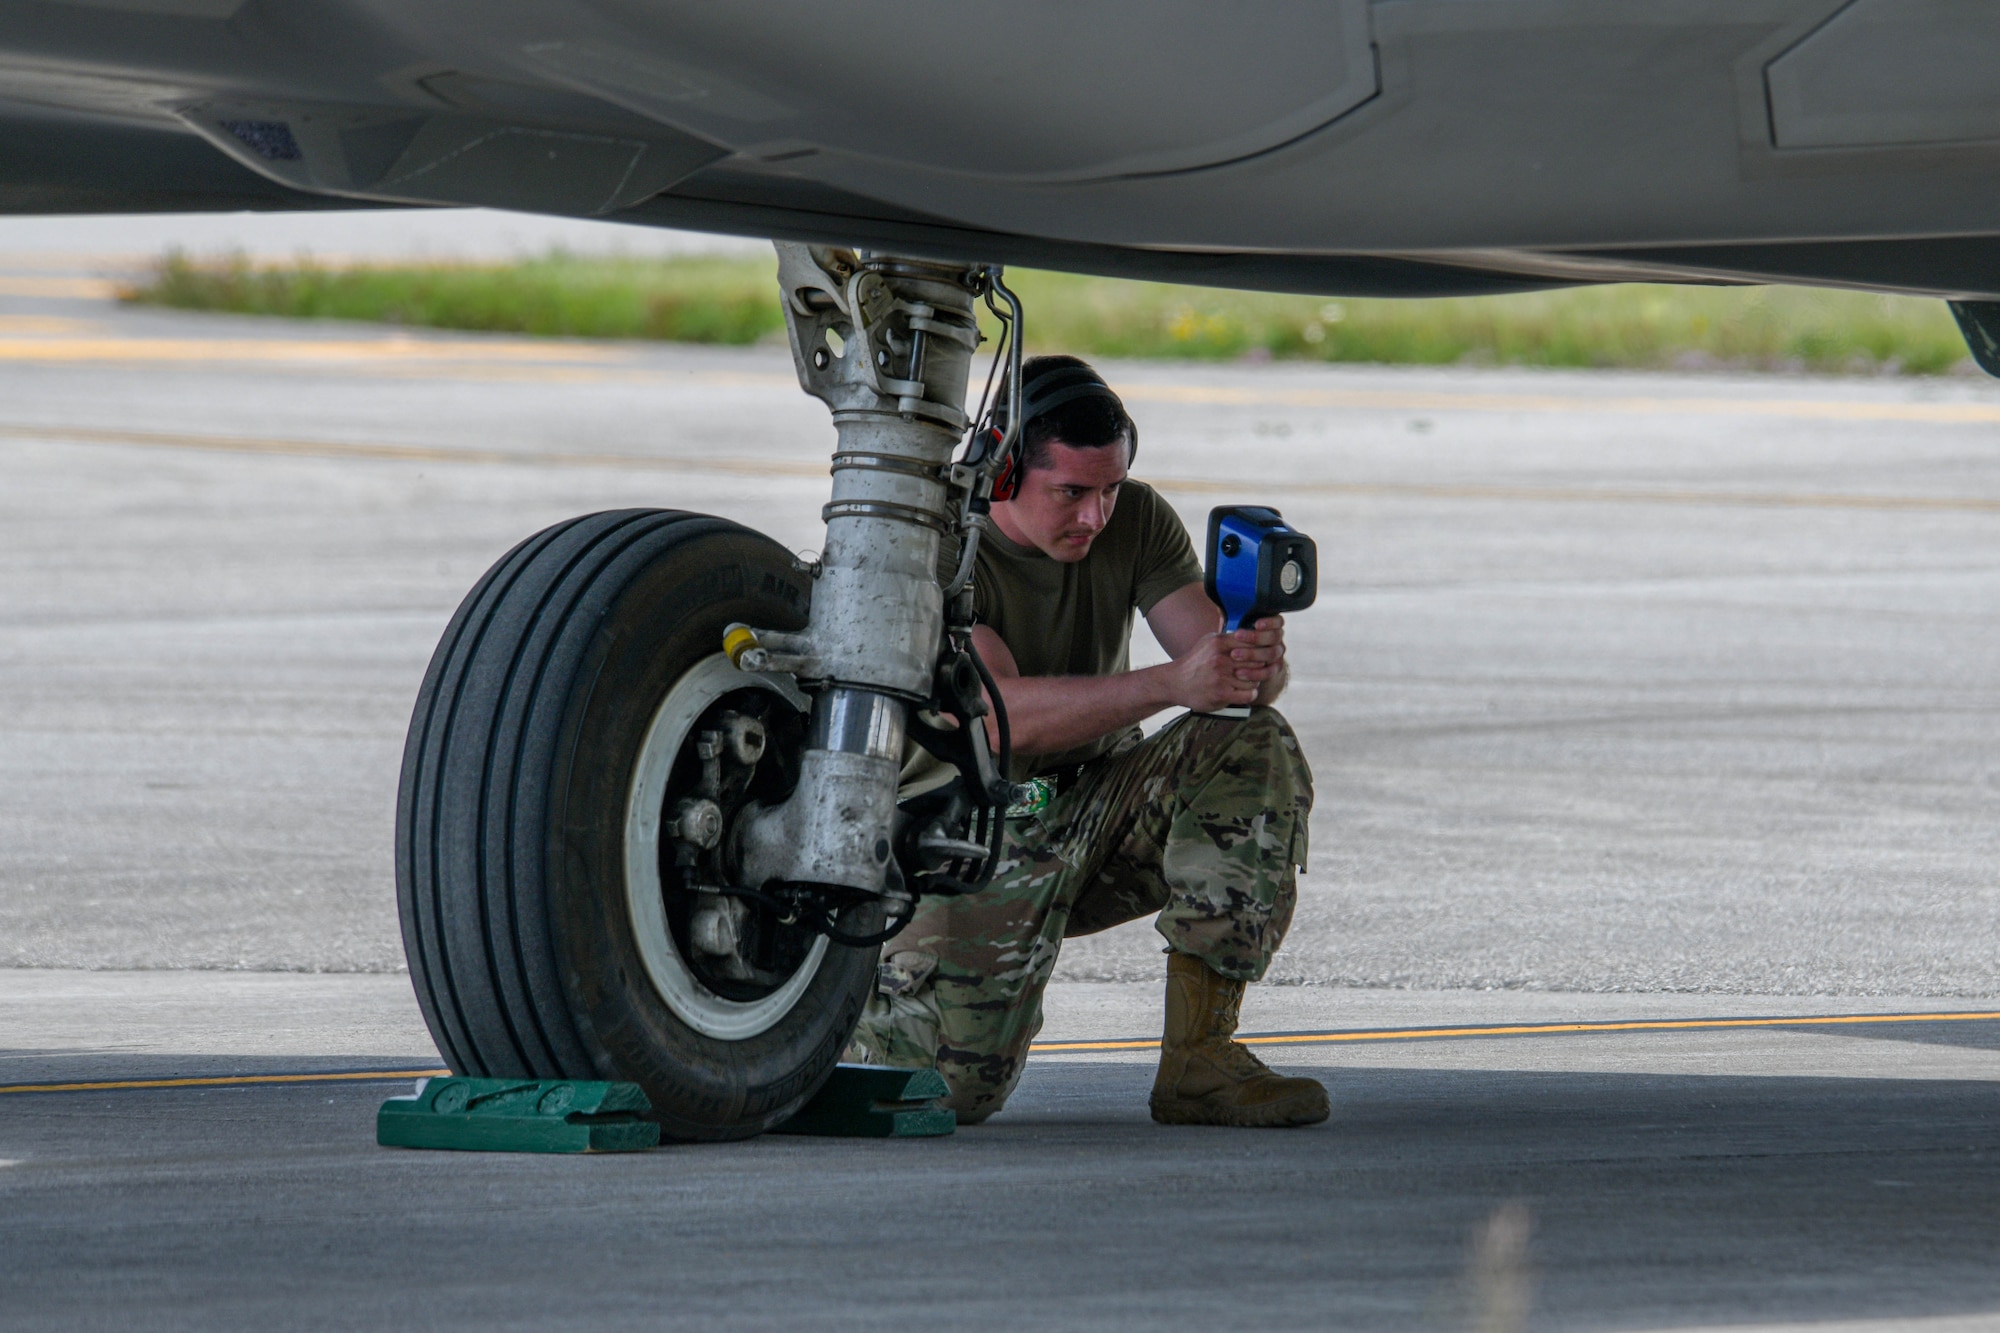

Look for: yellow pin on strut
[722,622,759,669]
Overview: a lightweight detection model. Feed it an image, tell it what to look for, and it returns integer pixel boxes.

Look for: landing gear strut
[395,245,1021,1139]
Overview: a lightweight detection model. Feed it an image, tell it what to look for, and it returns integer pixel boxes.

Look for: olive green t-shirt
[963,479,1202,778]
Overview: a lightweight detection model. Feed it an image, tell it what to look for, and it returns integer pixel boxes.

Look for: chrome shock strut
[733,244,987,915]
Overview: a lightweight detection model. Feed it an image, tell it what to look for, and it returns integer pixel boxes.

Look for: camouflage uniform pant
[845,707,1313,1122]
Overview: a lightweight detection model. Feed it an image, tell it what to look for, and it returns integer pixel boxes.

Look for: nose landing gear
[395,247,1022,1139]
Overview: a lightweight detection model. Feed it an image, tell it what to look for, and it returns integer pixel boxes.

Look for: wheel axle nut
[672,798,724,849]
[719,712,767,767]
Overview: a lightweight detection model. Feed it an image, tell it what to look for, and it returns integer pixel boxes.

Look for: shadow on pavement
[1796,1018,2000,1053]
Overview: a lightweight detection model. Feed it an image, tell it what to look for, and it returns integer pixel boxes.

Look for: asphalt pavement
[7,970,2000,1332]
[3,235,2000,1329]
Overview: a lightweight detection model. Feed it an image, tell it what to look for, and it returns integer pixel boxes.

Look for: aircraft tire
[395,509,878,1141]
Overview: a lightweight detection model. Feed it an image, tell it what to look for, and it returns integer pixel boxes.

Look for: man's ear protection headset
[985,362,1135,502]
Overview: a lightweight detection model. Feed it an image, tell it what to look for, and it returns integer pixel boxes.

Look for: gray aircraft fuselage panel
[6,0,2000,298]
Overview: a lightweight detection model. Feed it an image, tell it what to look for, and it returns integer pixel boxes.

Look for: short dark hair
[1018,354,1135,473]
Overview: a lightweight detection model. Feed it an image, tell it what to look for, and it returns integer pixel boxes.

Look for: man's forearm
[988,665,1179,759]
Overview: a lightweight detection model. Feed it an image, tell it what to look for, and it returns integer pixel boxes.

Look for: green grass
[128,250,785,344]
[124,249,1975,375]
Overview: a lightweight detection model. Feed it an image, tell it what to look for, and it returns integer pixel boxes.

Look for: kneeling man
[847,355,1324,1128]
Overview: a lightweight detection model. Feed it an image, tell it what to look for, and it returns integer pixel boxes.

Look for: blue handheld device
[1204,506,1317,632]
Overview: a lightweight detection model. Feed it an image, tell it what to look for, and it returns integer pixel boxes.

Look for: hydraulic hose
[962,635,1013,886]
[963,634,1011,801]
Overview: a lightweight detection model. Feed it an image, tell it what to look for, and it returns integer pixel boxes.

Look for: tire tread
[399,510,695,1078]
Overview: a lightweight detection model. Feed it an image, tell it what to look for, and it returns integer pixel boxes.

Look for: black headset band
[997,365,1124,430]
[1023,379,1121,423]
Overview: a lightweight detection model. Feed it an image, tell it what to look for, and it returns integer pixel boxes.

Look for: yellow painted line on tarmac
[0,276,119,299]
[1029,1009,2000,1053]
[1145,474,2000,513]
[0,332,803,384]
[11,1009,1999,1091]
[0,334,631,365]
[1120,382,2000,426]
[0,1068,449,1095]
[0,422,830,479]
[0,316,95,335]
[6,421,1996,513]
[0,321,1995,428]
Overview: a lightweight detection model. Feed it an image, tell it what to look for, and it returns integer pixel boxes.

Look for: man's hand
[1167,616,1287,711]
[1167,632,1257,711]
[1237,615,1289,706]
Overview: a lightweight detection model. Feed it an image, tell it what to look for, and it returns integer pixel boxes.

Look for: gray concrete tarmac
[2,259,1997,991]
[5,245,2000,1329]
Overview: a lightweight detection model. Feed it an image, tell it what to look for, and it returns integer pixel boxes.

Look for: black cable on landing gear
[963,634,1012,881]
[818,898,917,949]
[736,881,915,950]
[964,634,1011,794]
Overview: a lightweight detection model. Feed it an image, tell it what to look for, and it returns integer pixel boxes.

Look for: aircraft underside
[5,1,2000,300]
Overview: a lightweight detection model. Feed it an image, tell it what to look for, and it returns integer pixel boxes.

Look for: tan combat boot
[1150,951,1330,1127]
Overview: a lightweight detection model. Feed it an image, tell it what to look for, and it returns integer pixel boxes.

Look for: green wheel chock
[772,1064,956,1138]
[377,1077,660,1153]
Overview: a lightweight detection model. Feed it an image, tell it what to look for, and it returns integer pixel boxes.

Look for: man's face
[995,438,1131,562]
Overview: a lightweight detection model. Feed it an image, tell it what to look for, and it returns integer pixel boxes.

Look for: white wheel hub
[624,653,826,1040]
